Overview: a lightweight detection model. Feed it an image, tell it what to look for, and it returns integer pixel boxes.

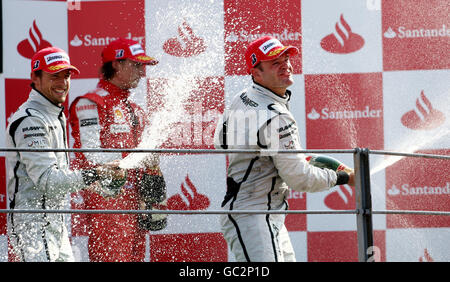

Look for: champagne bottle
[305,154,353,174]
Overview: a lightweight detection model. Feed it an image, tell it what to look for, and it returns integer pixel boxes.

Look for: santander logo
[307,106,382,120]
[167,175,210,210]
[384,27,397,39]
[320,14,364,54]
[387,183,450,197]
[163,21,207,57]
[401,90,445,130]
[384,25,450,39]
[324,184,355,210]
[17,20,52,59]
[225,29,301,43]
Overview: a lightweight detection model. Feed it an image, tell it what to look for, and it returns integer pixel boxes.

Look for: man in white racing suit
[214,36,355,262]
[5,47,126,262]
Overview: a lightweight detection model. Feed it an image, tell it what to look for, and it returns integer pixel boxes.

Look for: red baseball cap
[245,36,299,74]
[31,46,80,75]
[101,38,158,65]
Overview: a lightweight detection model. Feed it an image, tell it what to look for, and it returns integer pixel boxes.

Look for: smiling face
[251,53,294,96]
[31,69,72,106]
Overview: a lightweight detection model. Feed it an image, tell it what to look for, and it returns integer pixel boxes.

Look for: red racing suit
[69,79,149,262]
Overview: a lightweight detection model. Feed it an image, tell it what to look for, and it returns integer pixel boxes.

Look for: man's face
[113,59,146,89]
[252,53,294,95]
[31,69,71,105]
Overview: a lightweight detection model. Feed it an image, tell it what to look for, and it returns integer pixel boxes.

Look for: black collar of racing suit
[252,81,292,104]
[30,86,65,116]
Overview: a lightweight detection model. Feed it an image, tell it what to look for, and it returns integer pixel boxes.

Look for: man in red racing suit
[69,38,167,261]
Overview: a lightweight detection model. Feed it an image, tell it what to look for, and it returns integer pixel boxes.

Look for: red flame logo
[17,20,52,59]
[401,90,445,130]
[324,184,355,210]
[320,14,364,54]
[167,175,210,210]
[163,21,207,57]
[419,248,434,262]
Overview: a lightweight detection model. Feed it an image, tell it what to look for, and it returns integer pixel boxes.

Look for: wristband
[335,170,350,185]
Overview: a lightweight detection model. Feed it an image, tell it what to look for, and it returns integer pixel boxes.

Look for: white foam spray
[370,128,449,176]
[119,76,198,169]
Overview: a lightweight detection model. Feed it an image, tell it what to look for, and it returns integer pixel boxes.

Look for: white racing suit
[5,89,101,262]
[214,82,343,262]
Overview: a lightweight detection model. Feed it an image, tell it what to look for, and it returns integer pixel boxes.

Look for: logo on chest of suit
[110,106,131,133]
[113,107,125,123]
[240,93,258,107]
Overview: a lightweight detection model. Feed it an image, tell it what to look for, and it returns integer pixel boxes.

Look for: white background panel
[288,231,308,262]
[386,228,450,261]
[145,0,224,78]
[157,154,226,234]
[3,0,68,78]
[383,70,450,151]
[302,0,382,74]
